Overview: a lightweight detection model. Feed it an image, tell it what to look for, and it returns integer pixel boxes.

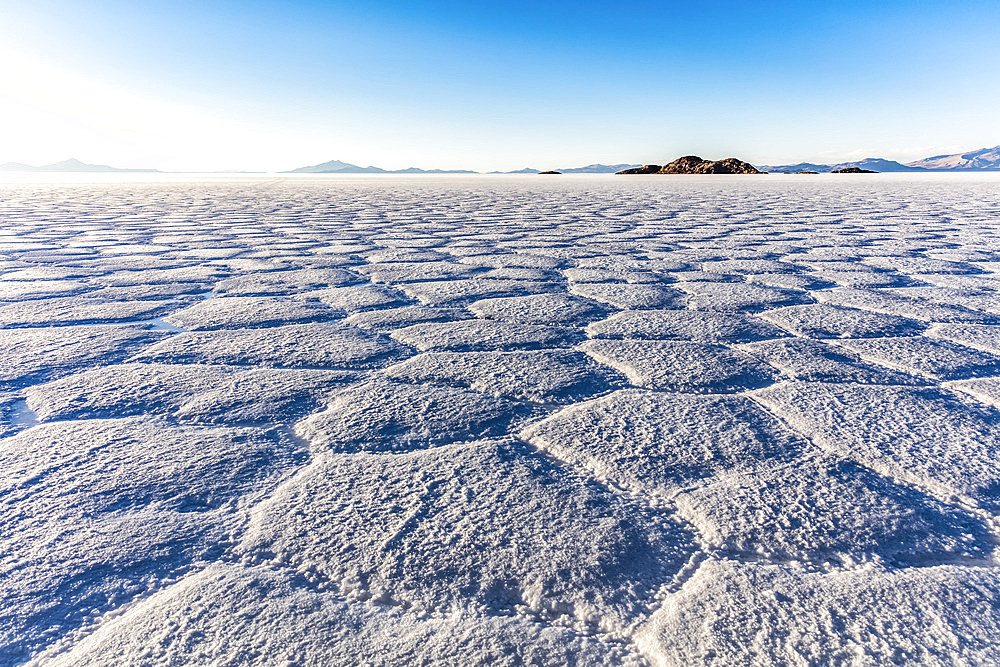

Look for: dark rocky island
[831,167,878,173]
[538,170,562,175]
[617,156,762,175]
[617,164,662,174]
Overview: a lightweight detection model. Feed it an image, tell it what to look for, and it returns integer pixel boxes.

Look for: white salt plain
[1,173,1000,665]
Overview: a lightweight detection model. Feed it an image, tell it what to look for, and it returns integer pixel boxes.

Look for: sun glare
[0,46,273,170]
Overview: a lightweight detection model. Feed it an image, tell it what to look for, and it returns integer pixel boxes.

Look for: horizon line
[3,143,998,174]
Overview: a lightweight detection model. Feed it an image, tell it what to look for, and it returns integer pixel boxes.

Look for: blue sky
[1,1,998,171]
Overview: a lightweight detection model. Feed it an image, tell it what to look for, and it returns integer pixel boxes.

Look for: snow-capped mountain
[759,146,1000,173]
[906,146,1000,170]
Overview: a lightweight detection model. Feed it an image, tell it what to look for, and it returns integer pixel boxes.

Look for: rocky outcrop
[538,171,562,175]
[831,167,877,174]
[660,156,759,174]
[617,156,762,175]
[617,165,663,175]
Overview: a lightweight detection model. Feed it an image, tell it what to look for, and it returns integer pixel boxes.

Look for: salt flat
[1,173,999,665]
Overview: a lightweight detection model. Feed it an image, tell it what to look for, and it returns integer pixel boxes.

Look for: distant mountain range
[492,164,643,174]
[289,159,642,174]
[758,146,1000,173]
[291,148,1000,175]
[4,146,998,174]
[284,159,477,174]
[0,158,160,173]
[757,158,927,173]
[559,163,643,173]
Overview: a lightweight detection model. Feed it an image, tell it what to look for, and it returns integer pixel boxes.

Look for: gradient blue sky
[1,1,998,171]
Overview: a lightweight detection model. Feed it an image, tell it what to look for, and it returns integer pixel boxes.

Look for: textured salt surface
[3,174,1000,665]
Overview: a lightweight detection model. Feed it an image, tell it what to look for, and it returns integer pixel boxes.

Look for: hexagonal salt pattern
[3,175,1000,664]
